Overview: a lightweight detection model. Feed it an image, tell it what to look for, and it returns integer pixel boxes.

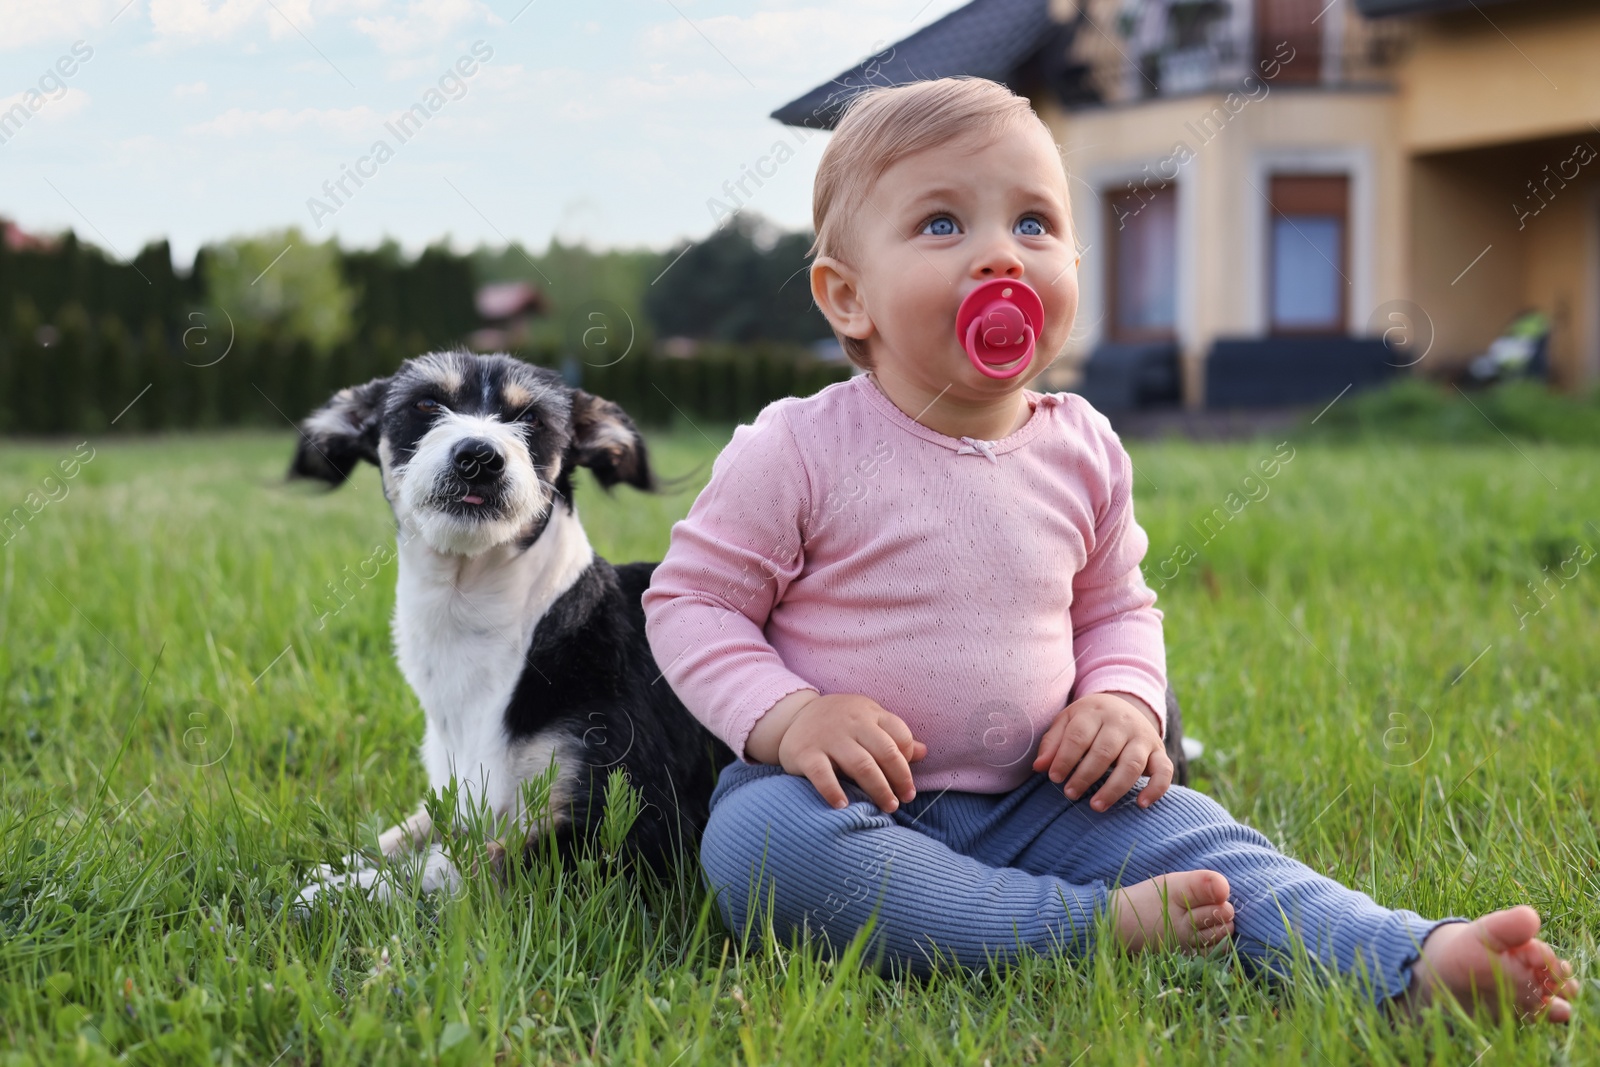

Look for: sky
[0,0,970,267]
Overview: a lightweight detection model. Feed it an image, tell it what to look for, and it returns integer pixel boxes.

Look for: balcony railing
[1048,0,1413,108]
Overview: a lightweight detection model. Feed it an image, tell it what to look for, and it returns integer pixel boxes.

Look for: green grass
[0,424,1596,1065]
[1302,378,1600,446]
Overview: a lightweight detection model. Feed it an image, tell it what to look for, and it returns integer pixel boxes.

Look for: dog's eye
[415,399,442,415]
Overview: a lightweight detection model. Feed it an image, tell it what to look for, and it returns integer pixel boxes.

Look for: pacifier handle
[964,316,1037,380]
[954,278,1045,380]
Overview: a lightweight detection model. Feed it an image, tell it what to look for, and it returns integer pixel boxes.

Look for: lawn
[1,421,1596,1065]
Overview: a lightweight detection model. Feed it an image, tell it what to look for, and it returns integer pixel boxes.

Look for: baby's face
[846,121,1078,397]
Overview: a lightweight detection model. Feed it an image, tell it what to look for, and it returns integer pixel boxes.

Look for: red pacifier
[954,278,1045,379]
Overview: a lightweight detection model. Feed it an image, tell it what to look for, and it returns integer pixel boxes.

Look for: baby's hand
[1032,692,1172,810]
[750,692,926,812]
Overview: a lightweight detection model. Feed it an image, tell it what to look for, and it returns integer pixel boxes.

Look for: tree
[643,211,832,345]
[200,228,356,355]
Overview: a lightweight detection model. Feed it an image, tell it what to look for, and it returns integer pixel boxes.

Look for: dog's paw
[293,848,467,911]
[308,849,375,880]
[293,859,396,912]
[416,845,464,895]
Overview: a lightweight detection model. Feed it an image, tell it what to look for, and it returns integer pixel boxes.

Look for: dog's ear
[570,388,655,492]
[289,377,390,486]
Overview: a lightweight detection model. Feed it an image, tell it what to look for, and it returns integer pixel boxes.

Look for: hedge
[0,300,853,436]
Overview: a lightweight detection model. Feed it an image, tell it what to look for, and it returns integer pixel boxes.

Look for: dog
[290,350,732,906]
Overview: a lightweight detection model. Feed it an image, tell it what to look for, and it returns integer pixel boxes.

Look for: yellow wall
[1523,190,1597,389]
[1409,152,1528,370]
[1399,1,1600,154]
[1033,92,1197,392]
[1037,89,1408,406]
[1030,0,1600,402]
[1412,138,1599,386]
[1398,0,1600,388]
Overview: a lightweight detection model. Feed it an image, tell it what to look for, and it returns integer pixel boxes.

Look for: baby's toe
[1511,968,1566,1017]
[1182,870,1231,907]
[1508,937,1564,979]
[1479,905,1541,951]
[1187,903,1231,929]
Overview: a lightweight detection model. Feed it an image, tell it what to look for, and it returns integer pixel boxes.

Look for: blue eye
[921,215,957,237]
[1016,216,1046,236]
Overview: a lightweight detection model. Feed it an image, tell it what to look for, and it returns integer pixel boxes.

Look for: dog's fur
[291,351,731,905]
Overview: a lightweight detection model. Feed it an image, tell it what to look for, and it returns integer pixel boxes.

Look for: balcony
[1045,0,1414,108]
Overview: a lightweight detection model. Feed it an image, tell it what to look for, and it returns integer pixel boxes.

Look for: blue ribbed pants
[700,761,1465,1000]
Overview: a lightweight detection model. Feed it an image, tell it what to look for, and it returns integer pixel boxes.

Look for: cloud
[0,87,92,126]
[0,0,119,51]
[0,0,974,260]
[350,0,490,55]
[186,104,378,136]
[146,0,316,43]
[640,4,932,88]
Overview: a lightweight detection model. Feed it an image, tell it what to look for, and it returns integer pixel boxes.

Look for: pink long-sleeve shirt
[641,371,1167,794]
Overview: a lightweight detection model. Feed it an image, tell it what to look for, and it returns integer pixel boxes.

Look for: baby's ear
[289,377,390,486]
[569,389,655,492]
[809,256,873,342]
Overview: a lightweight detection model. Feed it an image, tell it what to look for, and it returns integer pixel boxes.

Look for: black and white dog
[290,350,731,906]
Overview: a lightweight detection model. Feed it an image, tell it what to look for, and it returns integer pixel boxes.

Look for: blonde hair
[809,76,1059,369]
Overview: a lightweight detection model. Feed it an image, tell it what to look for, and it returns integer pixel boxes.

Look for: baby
[641,76,1576,1021]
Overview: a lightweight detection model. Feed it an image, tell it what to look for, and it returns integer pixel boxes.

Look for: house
[1,218,58,253]
[772,0,1600,408]
[468,279,545,352]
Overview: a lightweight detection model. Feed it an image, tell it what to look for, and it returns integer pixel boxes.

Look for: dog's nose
[451,439,505,483]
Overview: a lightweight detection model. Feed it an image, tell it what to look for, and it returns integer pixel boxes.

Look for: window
[1107,183,1178,342]
[1267,174,1348,334]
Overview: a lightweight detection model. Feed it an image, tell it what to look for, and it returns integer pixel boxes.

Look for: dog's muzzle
[395,414,545,555]
[451,438,506,506]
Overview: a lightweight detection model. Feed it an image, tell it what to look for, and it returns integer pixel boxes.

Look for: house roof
[474,280,544,321]
[772,0,1533,129]
[769,0,1059,130]
[1,218,58,253]
[1354,0,1519,15]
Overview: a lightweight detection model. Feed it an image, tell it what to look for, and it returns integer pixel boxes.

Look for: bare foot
[1398,906,1580,1023]
[1110,870,1234,953]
